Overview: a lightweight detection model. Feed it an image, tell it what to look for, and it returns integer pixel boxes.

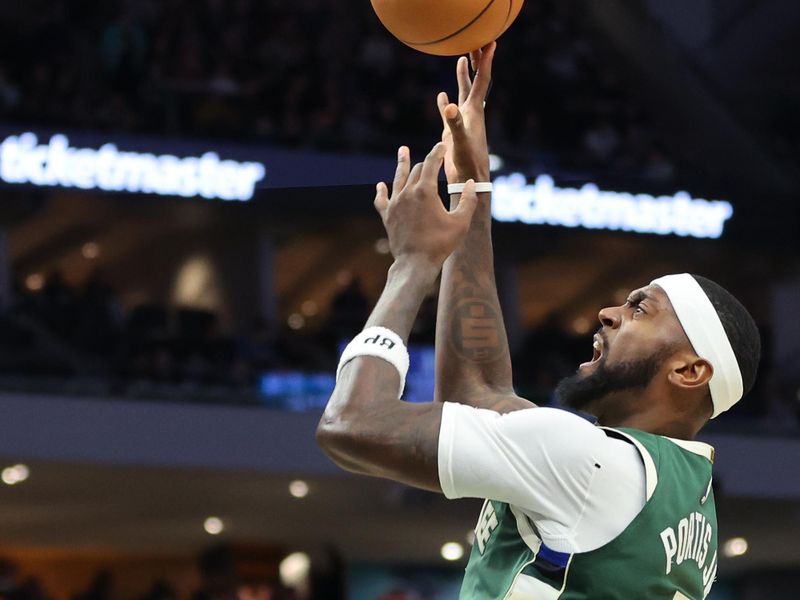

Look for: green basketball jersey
[459,428,718,600]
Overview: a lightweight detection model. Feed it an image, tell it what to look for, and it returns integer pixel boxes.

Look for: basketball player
[317,43,760,599]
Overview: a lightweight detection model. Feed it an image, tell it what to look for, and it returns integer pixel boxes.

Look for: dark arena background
[1,0,799,599]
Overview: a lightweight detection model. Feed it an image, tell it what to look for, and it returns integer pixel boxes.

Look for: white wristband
[447,182,493,195]
[336,327,409,399]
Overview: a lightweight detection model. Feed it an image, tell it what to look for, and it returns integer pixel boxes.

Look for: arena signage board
[0,132,266,201]
[492,173,734,239]
[0,129,399,198]
[0,129,734,239]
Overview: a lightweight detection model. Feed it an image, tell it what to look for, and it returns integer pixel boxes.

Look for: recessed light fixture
[279,552,310,588]
[1,464,30,486]
[289,480,309,498]
[204,516,224,535]
[441,542,464,561]
[722,537,748,558]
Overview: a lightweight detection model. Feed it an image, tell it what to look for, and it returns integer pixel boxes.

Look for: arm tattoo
[449,293,505,363]
[437,195,515,402]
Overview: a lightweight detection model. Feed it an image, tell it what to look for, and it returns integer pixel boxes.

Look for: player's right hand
[374,143,479,268]
[437,41,496,185]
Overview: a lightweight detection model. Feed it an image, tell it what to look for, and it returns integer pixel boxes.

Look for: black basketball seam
[400,0,498,46]
[503,0,513,29]
[492,0,514,38]
[502,0,514,30]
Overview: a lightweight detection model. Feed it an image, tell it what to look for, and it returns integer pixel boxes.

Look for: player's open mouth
[579,335,604,369]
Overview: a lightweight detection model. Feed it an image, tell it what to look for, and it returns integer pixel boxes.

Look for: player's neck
[591,390,701,440]
[606,412,700,440]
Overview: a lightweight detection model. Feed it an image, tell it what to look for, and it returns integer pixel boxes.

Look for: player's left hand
[374,143,479,268]
[437,42,496,185]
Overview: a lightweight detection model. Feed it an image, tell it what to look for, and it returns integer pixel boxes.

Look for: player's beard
[555,345,670,412]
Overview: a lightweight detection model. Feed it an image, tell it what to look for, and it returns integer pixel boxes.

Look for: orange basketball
[371,0,525,56]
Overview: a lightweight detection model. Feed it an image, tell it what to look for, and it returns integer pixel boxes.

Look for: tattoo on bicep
[449,296,506,363]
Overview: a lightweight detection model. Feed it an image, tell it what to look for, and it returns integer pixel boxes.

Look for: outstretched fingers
[442,102,468,147]
[392,146,411,196]
[419,142,446,185]
[456,56,472,105]
[407,161,424,187]
[469,42,496,103]
[437,92,451,129]
[374,182,389,219]
[469,49,481,73]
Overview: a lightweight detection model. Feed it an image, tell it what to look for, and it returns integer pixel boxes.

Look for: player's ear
[668,355,713,391]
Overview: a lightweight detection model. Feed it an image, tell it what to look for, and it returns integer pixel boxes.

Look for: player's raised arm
[434,43,532,413]
[317,143,479,491]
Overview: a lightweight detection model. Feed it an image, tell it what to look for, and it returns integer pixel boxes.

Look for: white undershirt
[437,403,647,554]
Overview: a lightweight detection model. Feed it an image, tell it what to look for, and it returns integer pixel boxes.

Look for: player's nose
[598,305,621,329]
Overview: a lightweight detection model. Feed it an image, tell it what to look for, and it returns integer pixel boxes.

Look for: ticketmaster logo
[492,173,734,239]
[0,133,266,201]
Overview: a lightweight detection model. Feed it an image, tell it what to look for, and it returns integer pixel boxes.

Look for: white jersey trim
[510,504,543,554]
[665,437,715,463]
[506,573,561,600]
[601,427,658,501]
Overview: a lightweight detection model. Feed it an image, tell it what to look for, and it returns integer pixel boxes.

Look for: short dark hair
[692,275,761,396]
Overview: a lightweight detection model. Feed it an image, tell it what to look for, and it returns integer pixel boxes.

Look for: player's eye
[626,299,646,315]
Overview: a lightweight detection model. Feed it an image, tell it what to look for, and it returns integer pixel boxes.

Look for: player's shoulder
[447,403,613,456]
[502,405,600,434]
[497,406,612,458]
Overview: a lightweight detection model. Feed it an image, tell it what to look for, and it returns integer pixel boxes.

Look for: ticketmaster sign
[0,132,266,201]
[492,173,734,239]
[0,130,734,238]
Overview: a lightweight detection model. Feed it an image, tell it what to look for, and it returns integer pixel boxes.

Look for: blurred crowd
[0,545,343,600]
[0,272,426,402]
[0,270,782,427]
[0,0,677,183]
[0,269,589,403]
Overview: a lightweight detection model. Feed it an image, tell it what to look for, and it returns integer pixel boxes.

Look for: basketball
[370,0,525,56]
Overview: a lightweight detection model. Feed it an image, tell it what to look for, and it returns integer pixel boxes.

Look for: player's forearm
[435,190,515,403]
[317,258,442,489]
[362,258,438,338]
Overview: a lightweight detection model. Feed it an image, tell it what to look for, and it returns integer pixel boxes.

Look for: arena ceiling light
[279,552,310,589]
[441,542,465,561]
[1,464,30,485]
[722,537,749,558]
[203,516,224,535]
[289,480,309,498]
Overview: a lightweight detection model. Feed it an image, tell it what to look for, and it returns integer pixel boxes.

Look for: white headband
[651,274,743,418]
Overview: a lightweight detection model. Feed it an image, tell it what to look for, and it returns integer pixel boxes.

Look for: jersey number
[475,500,499,554]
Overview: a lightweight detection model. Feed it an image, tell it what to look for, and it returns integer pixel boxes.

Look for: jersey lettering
[660,511,713,575]
[475,501,499,554]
